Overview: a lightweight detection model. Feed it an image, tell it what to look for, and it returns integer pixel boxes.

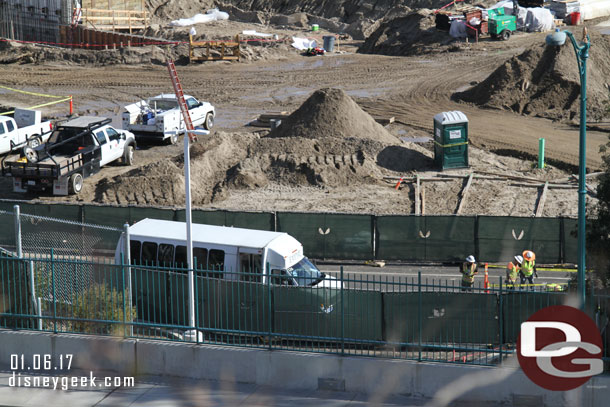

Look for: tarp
[169,9,229,27]
[524,8,555,32]
[449,20,467,38]
[291,37,317,50]
[579,0,610,20]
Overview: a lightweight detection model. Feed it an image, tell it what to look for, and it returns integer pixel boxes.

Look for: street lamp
[545,28,590,309]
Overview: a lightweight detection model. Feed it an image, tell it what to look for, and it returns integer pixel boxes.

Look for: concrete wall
[0,329,607,406]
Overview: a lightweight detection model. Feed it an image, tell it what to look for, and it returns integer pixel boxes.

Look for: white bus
[115,218,340,288]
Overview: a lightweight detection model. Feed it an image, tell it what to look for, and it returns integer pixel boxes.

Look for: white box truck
[122,94,215,145]
[115,219,340,288]
[0,109,53,155]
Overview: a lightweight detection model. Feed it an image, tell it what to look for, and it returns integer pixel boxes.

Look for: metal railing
[2,252,606,367]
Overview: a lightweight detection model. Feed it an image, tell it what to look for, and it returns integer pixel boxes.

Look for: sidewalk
[0,371,427,407]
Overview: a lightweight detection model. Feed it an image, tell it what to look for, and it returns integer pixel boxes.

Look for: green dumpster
[433,111,469,170]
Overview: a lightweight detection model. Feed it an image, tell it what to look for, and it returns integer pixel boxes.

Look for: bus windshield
[285,257,324,286]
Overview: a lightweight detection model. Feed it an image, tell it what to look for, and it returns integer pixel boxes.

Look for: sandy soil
[0,11,607,217]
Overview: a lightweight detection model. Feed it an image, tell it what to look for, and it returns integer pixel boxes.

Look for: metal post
[340,266,345,356]
[28,260,37,316]
[498,276,503,365]
[14,205,21,258]
[267,262,272,350]
[37,297,42,330]
[122,223,133,336]
[418,271,422,362]
[51,248,56,334]
[185,134,196,334]
[575,35,589,311]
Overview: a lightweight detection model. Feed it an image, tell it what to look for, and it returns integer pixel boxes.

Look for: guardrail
[2,252,607,366]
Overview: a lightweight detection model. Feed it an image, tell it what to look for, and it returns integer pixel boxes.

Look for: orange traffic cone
[484,262,489,293]
[394,177,404,190]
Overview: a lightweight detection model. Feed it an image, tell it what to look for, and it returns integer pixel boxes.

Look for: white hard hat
[466,255,476,263]
[515,255,523,264]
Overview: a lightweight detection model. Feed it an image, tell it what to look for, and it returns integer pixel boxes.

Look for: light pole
[545,28,590,309]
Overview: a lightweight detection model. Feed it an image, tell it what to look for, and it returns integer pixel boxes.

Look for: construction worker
[520,250,537,289]
[460,255,478,291]
[506,255,523,290]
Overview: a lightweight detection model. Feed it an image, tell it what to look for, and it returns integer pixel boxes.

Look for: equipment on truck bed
[1,116,136,195]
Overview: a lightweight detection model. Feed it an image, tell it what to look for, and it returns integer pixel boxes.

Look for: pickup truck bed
[5,154,84,179]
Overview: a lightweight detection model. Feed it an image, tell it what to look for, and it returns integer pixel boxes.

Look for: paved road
[318,263,573,291]
[0,370,427,407]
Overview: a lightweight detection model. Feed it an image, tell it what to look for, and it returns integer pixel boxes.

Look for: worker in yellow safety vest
[506,255,523,290]
[460,255,478,291]
[546,283,564,292]
[520,250,537,289]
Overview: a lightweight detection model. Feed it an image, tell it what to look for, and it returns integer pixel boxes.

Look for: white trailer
[115,218,340,288]
[0,109,53,155]
[122,94,215,144]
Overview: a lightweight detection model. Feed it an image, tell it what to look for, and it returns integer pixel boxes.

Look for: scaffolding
[0,0,71,43]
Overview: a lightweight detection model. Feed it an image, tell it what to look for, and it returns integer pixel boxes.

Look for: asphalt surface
[318,263,573,292]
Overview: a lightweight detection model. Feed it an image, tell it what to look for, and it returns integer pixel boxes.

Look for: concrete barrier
[0,329,607,406]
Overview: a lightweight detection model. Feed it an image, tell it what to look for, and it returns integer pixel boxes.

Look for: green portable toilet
[433,111,469,170]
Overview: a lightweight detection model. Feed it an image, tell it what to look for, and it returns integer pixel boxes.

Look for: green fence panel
[131,266,169,326]
[478,217,561,263]
[176,210,226,226]
[129,207,176,224]
[22,203,82,222]
[83,205,131,228]
[383,292,498,345]
[219,280,267,334]
[323,214,373,260]
[502,292,566,343]
[195,276,221,331]
[0,208,15,249]
[425,216,475,261]
[563,218,578,264]
[376,216,425,261]
[0,255,34,329]
[175,210,274,231]
[277,213,326,258]
[273,287,382,341]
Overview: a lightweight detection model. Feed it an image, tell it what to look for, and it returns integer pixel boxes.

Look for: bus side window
[158,244,174,267]
[193,247,208,270]
[129,240,141,265]
[175,245,187,271]
[271,269,293,286]
[209,249,225,277]
[240,253,261,282]
[142,242,158,265]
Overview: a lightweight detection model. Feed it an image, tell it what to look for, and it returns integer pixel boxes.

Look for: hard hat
[522,250,535,261]
[466,255,476,263]
[515,255,523,264]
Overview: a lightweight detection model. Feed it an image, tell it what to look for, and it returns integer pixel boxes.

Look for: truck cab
[0,109,53,155]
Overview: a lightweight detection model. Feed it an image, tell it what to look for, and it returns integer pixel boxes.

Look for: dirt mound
[268,88,398,144]
[358,9,452,56]
[454,33,610,122]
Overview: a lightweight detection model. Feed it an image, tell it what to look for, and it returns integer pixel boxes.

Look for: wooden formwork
[59,25,170,49]
[78,8,149,33]
[189,34,240,62]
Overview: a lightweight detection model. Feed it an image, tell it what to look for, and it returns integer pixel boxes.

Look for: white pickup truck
[0,109,53,155]
[122,94,215,144]
[2,116,136,195]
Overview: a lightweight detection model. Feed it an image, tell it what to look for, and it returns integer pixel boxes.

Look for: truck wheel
[501,30,511,41]
[168,133,179,145]
[23,147,39,163]
[27,135,42,148]
[203,113,214,130]
[123,145,134,166]
[69,173,83,195]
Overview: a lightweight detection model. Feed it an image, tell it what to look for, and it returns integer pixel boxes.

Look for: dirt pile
[357,9,454,56]
[454,33,610,122]
[269,88,398,144]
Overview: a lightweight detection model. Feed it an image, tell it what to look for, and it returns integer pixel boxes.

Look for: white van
[115,218,340,288]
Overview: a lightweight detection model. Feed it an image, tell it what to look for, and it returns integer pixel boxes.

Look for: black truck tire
[123,145,134,166]
[23,147,39,163]
[501,29,511,41]
[168,133,179,145]
[69,173,83,194]
[203,113,214,130]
